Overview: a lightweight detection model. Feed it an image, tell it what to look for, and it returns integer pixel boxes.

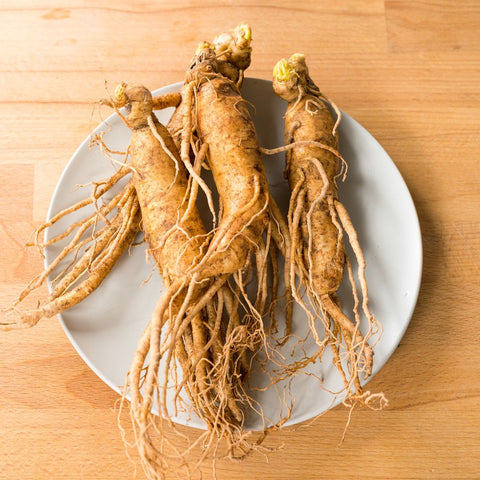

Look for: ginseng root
[101,81,277,479]
[272,54,385,407]
[121,43,293,478]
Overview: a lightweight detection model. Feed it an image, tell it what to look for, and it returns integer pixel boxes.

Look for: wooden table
[1,1,479,479]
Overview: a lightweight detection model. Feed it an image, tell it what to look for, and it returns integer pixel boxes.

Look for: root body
[272,54,382,405]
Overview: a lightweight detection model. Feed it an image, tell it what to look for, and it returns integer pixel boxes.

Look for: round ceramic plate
[45,78,422,430]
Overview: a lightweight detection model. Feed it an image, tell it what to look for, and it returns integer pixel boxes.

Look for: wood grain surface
[1,1,479,479]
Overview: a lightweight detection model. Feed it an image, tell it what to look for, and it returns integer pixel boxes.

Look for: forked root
[271,53,384,414]
[122,211,290,478]
[122,267,284,479]
[280,165,379,408]
[3,175,139,331]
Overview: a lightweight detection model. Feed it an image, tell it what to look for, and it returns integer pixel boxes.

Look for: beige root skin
[93,32,267,476]
[272,54,383,406]
[103,80,275,479]
[182,47,290,282]
[181,47,291,339]
[123,44,291,477]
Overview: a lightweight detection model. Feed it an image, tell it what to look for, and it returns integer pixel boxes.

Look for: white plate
[45,78,422,430]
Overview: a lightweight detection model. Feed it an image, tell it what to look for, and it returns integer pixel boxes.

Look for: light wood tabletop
[1,1,479,479]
